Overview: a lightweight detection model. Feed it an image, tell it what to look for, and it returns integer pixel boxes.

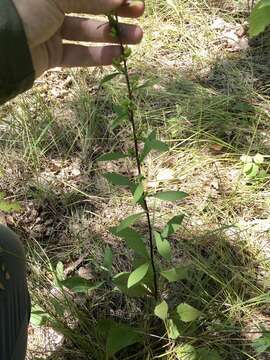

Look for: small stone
[156,168,174,182]
[71,168,81,177]
[78,266,93,280]
[212,18,228,30]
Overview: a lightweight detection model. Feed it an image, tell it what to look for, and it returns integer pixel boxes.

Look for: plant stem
[113,15,159,300]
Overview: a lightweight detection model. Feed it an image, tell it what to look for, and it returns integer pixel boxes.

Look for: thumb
[13,0,64,47]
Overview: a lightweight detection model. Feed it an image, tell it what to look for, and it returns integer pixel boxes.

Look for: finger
[59,0,144,17]
[117,0,145,18]
[61,45,122,67]
[59,0,122,14]
[61,17,143,44]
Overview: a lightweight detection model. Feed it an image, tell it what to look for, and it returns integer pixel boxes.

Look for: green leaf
[111,27,119,39]
[140,130,157,162]
[254,153,264,165]
[154,231,171,260]
[106,323,142,357]
[177,303,201,323]
[116,212,144,233]
[152,191,188,202]
[247,163,259,178]
[103,172,130,186]
[258,169,268,180]
[162,215,185,238]
[123,46,132,58]
[166,318,180,340]
[113,103,129,117]
[249,0,270,36]
[111,104,129,129]
[116,228,148,258]
[133,182,144,203]
[154,300,169,321]
[132,255,155,291]
[30,305,50,326]
[56,261,65,281]
[113,272,148,297]
[97,318,115,339]
[197,348,221,360]
[97,152,128,161]
[100,72,121,85]
[130,182,146,209]
[112,60,124,73]
[103,246,113,273]
[175,344,197,360]
[161,266,189,282]
[243,162,253,174]
[111,117,127,130]
[252,331,270,354]
[140,130,169,163]
[128,262,149,288]
[146,130,157,142]
[61,277,104,293]
[51,298,64,317]
[150,139,169,152]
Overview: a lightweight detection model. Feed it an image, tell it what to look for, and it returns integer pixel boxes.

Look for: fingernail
[126,0,144,7]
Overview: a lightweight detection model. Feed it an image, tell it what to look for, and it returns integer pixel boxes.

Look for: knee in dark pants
[0,225,25,262]
[0,225,30,360]
[0,225,27,291]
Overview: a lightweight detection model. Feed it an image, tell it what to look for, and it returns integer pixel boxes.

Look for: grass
[1,0,270,359]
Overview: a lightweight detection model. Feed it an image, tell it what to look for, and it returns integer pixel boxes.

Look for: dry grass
[1,0,270,359]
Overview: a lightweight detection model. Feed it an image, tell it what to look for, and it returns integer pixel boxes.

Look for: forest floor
[1,0,270,359]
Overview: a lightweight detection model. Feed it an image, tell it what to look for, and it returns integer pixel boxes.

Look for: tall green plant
[31,11,204,360]
[100,12,189,298]
[92,12,202,358]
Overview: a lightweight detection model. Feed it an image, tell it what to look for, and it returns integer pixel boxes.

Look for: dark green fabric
[0,0,35,105]
[0,225,30,360]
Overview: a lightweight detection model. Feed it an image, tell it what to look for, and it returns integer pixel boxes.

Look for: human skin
[12,0,145,77]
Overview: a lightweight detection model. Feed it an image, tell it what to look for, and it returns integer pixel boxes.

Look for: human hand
[12,0,144,77]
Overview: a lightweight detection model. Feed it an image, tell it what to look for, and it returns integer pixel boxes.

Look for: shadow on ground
[27,224,268,360]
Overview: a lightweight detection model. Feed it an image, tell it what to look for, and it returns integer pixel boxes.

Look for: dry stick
[113,15,159,300]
